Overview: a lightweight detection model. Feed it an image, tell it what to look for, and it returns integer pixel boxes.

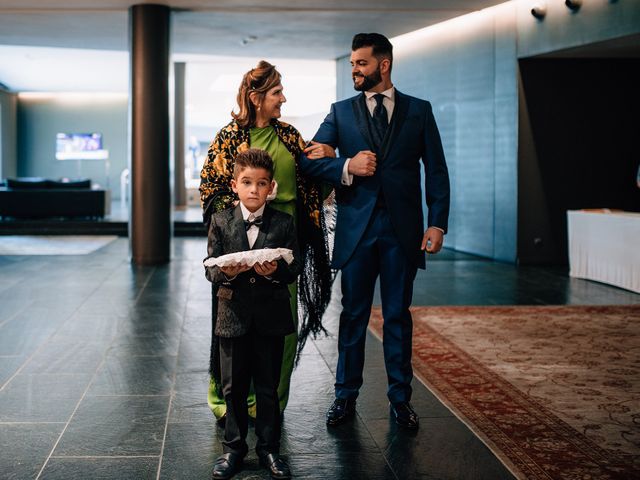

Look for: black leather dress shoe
[326,398,356,426]
[212,452,242,479]
[259,453,291,479]
[390,401,419,429]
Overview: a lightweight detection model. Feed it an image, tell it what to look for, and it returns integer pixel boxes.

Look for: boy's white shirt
[239,202,265,249]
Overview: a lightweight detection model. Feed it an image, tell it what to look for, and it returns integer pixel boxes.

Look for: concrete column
[129,4,171,264]
[174,62,187,207]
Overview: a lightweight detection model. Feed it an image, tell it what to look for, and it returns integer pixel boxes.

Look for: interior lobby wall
[516,0,640,58]
[336,2,519,262]
[335,0,640,264]
[0,89,17,180]
[17,95,128,199]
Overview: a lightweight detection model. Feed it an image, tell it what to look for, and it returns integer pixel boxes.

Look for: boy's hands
[254,261,277,276]
[219,261,278,278]
[220,264,251,277]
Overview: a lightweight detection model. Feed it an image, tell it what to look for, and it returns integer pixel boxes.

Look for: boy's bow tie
[244,216,263,230]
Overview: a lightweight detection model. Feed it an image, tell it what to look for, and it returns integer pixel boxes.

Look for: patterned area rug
[0,235,117,255]
[369,305,640,480]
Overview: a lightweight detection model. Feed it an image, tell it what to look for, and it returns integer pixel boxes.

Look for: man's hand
[348,150,377,176]
[304,141,336,159]
[254,261,277,277]
[220,264,251,277]
[421,227,444,254]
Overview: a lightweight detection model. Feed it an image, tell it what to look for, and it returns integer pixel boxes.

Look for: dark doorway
[517,34,640,265]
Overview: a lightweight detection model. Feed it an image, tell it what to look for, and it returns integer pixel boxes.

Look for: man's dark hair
[233,148,274,180]
[352,33,393,67]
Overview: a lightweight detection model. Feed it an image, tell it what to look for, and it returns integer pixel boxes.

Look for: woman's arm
[303,141,336,159]
[298,105,348,186]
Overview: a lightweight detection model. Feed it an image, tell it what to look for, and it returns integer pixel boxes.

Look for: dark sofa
[0,177,110,219]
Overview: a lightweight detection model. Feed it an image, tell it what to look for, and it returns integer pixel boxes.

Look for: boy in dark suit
[205,148,300,480]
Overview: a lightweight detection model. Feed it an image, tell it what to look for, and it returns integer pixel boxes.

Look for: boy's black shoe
[326,398,356,426]
[259,453,291,479]
[212,452,242,479]
[390,401,419,429]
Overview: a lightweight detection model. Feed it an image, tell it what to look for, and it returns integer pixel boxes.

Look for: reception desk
[567,210,640,293]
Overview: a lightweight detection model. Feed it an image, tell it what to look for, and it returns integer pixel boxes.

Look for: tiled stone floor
[1,238,638,479]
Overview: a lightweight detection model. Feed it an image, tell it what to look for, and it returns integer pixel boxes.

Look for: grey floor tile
[282,408,380,455]
[40,456,159,480]
[368,416,516,480]
[159,422,221,480]
[169,391,212,424]
[287,453,397,480]
[21,339,109,374]
[54,395,169,456]
[88,355,176,396]
[176,332,211,374]
[108,333,181,357]
[0,423,64,480]
[0,374,92,422]
[0,314,62,356]
[51,314,123,342]
[0,355,26,386]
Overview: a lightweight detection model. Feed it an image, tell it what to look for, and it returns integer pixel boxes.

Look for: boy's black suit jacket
[205,204,301,338]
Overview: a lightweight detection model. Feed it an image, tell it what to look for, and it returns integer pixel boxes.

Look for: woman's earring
[257,105,261,111]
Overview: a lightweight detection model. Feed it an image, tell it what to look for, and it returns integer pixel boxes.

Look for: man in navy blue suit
[300,33,450,429]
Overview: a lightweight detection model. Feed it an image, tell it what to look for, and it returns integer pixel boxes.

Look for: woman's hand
[254,261,278,276]
[220,264,251,278]
[304,141,336,159]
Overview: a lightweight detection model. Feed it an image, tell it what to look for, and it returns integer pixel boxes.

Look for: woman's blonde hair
[232,60,282,128]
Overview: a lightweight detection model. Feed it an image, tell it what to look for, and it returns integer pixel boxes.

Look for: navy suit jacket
[300,90,450,269]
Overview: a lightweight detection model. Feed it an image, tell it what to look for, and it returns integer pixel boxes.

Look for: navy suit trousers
[336,207,417,404]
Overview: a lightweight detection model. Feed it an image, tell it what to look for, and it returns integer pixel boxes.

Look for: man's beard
[353,66,382,91]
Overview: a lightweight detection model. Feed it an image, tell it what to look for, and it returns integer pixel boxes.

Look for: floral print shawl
[200,118,332,357]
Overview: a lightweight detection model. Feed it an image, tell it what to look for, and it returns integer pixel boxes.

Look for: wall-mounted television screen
[56,133,108,160]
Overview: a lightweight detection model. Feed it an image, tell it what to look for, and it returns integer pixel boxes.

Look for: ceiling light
[531,3,547,20]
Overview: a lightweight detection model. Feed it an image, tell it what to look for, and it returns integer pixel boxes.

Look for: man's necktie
[244,215,263,231]
[373,93,388,139]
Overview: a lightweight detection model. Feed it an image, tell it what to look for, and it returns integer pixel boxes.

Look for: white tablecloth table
[567,210,640,293]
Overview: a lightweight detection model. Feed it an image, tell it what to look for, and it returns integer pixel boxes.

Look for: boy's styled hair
[352,32,393,70]
[233,148,274,180]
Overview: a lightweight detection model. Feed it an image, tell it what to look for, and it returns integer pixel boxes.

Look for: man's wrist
[341,158,354,185]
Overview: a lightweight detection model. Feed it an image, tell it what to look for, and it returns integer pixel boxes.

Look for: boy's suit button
[249,277,256,284]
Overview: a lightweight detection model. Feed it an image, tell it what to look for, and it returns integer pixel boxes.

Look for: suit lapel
[352,90,410,160]
[232,206,251,251]
[252,207,271,250]
[381,89,409,160]
[351,93,375,152]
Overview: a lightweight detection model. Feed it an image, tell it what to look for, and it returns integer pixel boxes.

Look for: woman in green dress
[199,60,333,424]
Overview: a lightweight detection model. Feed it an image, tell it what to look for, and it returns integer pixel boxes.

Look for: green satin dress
[207,125,298,419]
